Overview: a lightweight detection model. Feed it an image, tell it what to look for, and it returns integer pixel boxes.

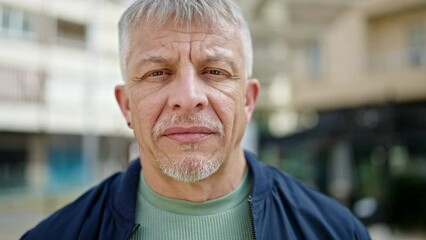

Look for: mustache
[152,114,225,140]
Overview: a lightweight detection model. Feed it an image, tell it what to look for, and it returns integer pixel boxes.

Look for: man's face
[116,20,259,183]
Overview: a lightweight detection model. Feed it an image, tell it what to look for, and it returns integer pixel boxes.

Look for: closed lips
[162,126,214,142]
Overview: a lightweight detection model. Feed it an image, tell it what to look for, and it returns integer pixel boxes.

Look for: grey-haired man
[22,0,370,239]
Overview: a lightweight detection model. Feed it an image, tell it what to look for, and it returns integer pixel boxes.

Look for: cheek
[211,87,246,134]
[130,88,166,132]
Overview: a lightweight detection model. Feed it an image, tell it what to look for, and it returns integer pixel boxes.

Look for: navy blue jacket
[22,151,370,239]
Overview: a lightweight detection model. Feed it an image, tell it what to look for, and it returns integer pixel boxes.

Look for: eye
[141,69,173,82]
[208,69,223,75]
[201,68,231,79]
[149,71,166,77]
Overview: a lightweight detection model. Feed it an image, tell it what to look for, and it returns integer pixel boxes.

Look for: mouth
[162,126,214,143]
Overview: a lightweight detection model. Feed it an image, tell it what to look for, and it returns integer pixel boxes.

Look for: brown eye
[150,71,165,76]
[138,69,173,84]
[201,67,233,83]
[208,70,222,75]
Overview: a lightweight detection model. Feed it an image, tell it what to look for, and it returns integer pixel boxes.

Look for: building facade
[263,0,426,231]
[0,2,136,238]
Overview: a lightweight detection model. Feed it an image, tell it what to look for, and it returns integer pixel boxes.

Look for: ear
[244,79,260,122]
[115,85,132,125]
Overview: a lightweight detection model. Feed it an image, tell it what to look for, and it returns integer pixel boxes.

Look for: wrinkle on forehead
[203,46,234,59]
[145,29,238,58]
[135,40,238,70]
[154,28,233,46]
[128,20,244,74]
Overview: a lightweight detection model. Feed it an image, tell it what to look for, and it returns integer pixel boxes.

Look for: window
[0,134,28,190]
[0,149,26,189]
[0,5,35,38]
[47,135,85,191]
[56,19,87,48]
[407,25,426,67]
[306,40,323,78]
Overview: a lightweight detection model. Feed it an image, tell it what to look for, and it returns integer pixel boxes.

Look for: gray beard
[152,113,226,183]
[158,151,223,183]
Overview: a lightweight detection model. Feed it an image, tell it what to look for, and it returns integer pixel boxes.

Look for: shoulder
[267,167,350,220]
[267,166,370,238]
[246,151,370,239]
[21,172,123,239]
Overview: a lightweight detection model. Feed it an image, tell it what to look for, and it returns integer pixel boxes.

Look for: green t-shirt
[132,169,253,240]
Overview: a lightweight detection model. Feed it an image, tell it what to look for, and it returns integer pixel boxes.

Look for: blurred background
[0,0,425,239]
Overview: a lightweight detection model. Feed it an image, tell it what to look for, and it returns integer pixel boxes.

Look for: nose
[167,68,208,112]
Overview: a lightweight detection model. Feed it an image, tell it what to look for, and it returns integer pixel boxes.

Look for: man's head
[118,0,253,79]
[115,0,259,184]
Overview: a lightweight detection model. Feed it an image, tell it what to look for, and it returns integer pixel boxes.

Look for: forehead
[128,20,243,62]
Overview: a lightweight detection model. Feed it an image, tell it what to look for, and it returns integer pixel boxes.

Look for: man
[22,0,370,239]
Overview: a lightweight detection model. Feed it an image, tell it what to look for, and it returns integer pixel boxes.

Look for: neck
[141,149,247,202]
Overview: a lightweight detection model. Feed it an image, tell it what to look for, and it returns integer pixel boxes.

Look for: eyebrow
[137,56,170,68]
[135,49,240,71]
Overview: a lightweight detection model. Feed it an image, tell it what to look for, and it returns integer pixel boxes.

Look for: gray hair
[118,0,253,79]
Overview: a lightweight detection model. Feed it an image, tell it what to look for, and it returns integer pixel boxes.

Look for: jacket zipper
[127,224,140,240]
[248,195,257,240]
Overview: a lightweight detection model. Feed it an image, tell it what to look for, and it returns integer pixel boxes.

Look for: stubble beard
[152,114,225,183]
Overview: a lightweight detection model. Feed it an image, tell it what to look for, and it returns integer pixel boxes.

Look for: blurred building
[262,0,426,230]
[0,0,133,195]
[289,0,425,110]
[0,0,135,237]
[242,0,294,137]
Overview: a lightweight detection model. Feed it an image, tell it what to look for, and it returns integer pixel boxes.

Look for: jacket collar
[111,159,141,227]
[244,150,271,200]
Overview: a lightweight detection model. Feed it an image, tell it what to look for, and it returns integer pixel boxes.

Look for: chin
[158,151,225,183]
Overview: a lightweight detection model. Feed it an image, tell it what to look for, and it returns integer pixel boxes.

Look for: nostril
[194,102,205,111]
